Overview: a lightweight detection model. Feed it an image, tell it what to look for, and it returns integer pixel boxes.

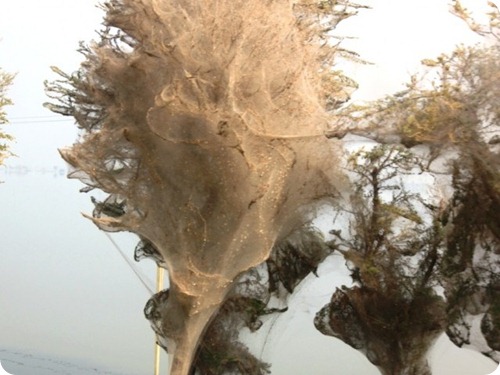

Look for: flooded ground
[0,348,140,375]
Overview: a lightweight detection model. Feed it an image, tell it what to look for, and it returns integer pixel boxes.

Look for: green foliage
[351,43,499,152]
[339,5,500,160]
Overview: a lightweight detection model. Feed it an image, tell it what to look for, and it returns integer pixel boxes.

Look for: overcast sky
[0,1,498,374]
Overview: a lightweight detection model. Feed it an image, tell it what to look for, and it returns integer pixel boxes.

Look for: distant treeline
[0,165,66,178]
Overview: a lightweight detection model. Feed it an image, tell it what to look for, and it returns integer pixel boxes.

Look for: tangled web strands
[49,0,351,373]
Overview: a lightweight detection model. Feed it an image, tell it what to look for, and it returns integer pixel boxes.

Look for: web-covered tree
[44,0,367,373]
[315,145,448,375]
[366,24,500,367]
[318,1,500,371]
[0,67,14,165]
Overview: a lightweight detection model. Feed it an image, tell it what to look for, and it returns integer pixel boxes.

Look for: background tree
[0,67,14,165]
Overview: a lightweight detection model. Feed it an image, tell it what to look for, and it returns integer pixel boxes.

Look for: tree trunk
[168,304,220,375]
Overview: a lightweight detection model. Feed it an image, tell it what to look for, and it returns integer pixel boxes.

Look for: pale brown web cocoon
[50,1,350,373]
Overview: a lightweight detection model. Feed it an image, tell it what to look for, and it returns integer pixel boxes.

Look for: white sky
[0,0,498,374]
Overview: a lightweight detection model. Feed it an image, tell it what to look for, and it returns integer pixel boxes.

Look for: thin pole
[154,266,165,375]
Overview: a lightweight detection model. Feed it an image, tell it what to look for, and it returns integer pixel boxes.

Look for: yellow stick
[154,266,165,375]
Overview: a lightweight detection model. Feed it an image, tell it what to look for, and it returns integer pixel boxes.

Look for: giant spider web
[45,0,361,373]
